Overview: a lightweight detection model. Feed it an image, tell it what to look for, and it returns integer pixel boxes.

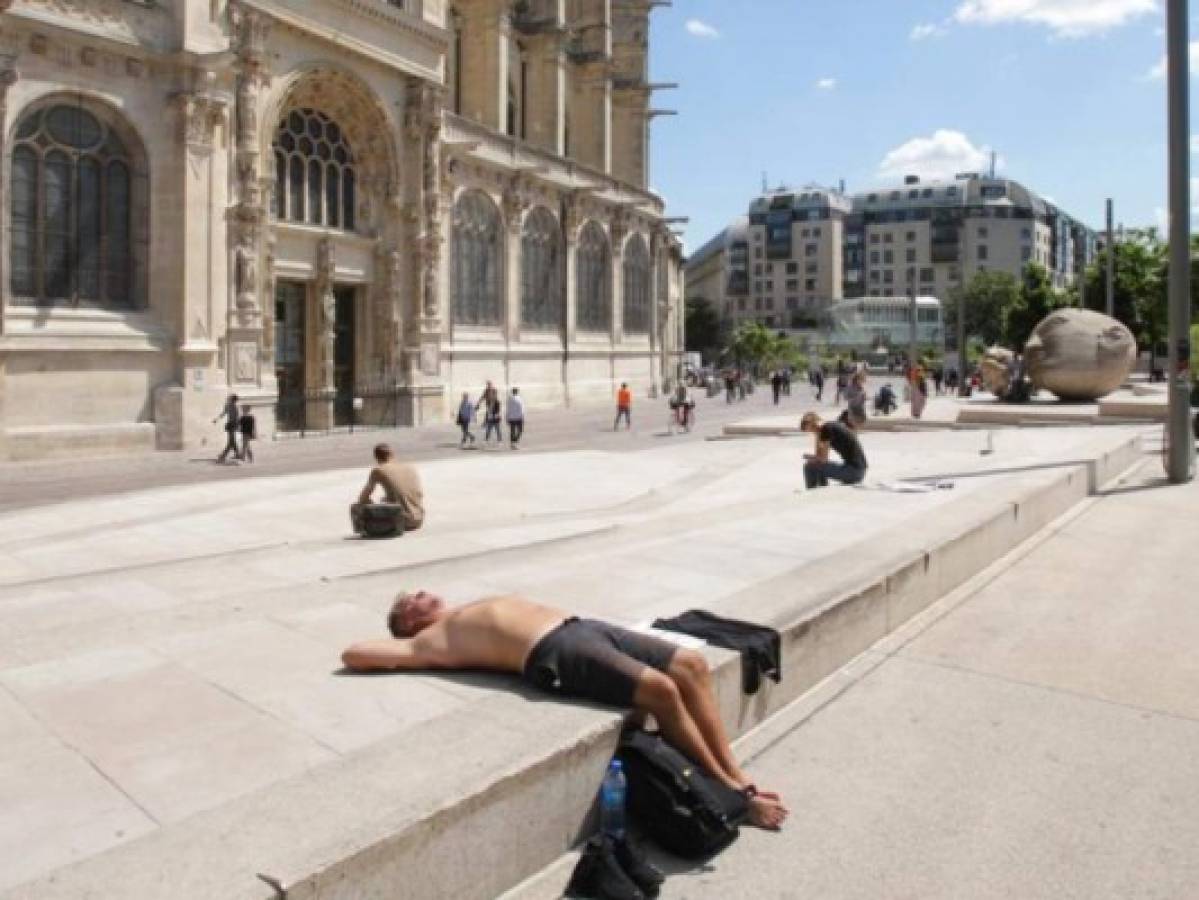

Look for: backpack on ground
[616,729,747,859]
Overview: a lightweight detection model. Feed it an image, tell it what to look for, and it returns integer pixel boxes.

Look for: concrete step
[1,431,1144,900]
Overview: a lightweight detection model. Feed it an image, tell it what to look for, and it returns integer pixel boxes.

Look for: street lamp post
[1166,0,1195,483]
[908,270,918,411]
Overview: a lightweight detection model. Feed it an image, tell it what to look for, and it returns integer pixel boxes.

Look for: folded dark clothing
[652,610,781,695]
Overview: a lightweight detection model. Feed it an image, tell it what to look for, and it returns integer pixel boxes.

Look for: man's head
[388,590,446,637]
[241,404,251,414]
[800,412,822,433]
[511,387,519,396]
[373,443,393,464]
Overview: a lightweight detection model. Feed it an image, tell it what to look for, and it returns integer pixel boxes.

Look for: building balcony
[443,113,663,216]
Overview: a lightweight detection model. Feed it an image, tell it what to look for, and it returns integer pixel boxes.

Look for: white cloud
[816,77,837,90]
[684,19,720,39]
[1147,40,1199,79]
[1191,135,1199,153]
[910,22,949,40]
[953,0,1158,38]
[877,129,1002,182]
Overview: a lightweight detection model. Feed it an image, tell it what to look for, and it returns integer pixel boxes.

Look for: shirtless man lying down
[342,592,788,829]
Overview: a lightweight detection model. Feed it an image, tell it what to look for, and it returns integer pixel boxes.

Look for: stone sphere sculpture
[979,347,1017,397]
[1023,308,1136,402]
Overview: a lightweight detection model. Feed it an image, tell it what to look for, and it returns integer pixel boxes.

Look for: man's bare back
[342,593,566,673]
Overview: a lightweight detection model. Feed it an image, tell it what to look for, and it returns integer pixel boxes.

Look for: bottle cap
[610,759,623,772]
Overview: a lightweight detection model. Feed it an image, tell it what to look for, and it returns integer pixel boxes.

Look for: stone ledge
[0,432,1142,900]
[3,422,157,463]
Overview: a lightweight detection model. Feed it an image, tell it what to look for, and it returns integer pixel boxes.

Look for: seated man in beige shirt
[350,443,424,536]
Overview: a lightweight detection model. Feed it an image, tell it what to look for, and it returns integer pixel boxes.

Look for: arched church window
[9,100,142,308]
[452,190,503,326]
[622,233,651,333]
[272,108,356,230]
[576,221,610,332]
[521,206,562,329]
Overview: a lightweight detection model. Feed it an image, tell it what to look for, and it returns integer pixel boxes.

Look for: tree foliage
[945,271,1020,347]
[1081,240,1165,357]
[1004,264,1069,348]
[684,296,723,354]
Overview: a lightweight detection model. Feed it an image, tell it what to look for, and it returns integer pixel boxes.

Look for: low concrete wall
[4,432,1142,900]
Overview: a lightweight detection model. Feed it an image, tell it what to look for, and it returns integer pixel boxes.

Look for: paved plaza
[0,390,1153,898]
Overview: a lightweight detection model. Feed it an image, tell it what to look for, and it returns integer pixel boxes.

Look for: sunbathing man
[342,592,788,829]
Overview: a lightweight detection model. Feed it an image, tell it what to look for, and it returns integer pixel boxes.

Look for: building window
[786,262,798,274]
[805,243,817,256]
[9,100,146,309]
[805,261,818,274]
[870,250,880,265]
[622,234,651,333]
[977,244,988,261]
[765,280,774,291]
[883,270,893,283]
[870,234,880,244]
[273,108,356,230]
[1021,246,1031,262]
[754,263,762,275]
[520,206,562,329]
[1021,227,1032,239]
[870,271,880,283]
[754,248,762,259]
[577,221,611,331]
[883,250,894,264]
[800,228,809,238]
[906,248,916,263]
[805,278,816,290]
[977,226,988,238]
[812,227,821,237]
[920,267,935,282]
[906,231,916,242]
[786,278,798,291]
[883,233,893,243]
[452,190,503,325]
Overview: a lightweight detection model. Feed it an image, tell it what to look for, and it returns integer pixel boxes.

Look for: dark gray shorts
[523,618,678,708]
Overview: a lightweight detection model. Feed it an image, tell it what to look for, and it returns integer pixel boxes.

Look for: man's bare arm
[357,469,379,505]
[342,638,436,672]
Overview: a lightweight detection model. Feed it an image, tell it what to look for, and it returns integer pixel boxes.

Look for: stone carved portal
[267,69,400,238]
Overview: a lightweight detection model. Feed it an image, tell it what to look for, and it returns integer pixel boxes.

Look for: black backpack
[617,729,747,859]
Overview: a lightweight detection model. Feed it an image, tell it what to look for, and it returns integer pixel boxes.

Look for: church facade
[0,0,683,459]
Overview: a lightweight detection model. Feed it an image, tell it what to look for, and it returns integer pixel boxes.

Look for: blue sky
[647,0,1179,252]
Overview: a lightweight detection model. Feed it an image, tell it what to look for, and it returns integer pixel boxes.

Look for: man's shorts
[523,618,679,708]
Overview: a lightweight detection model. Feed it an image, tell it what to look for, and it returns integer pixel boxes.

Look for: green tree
[1004,264,1068,348]
[1082,240,1162,341]
[727,322,775,372]
[944,271,1020,347]
[684,296,723,355]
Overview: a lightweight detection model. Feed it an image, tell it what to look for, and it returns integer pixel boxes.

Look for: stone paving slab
[0,425,1147,896]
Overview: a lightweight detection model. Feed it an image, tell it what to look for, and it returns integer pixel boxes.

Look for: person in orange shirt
[614,382,632,431]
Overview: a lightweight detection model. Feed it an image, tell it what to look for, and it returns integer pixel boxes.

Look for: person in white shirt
[505,387,526,449]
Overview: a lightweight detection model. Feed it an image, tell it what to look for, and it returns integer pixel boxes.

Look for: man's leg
[633,667,787,829]
[804,461,825,489]
[811,461,864,486]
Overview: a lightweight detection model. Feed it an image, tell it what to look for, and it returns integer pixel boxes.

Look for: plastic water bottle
[599,759,627,839]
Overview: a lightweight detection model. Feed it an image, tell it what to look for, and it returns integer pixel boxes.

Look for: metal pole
[908,273,918,410]
[1105,198,1115,318]
[1166,0,1195,483]
[956,283,968,396]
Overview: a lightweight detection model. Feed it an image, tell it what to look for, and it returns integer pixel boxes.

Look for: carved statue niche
[235,234,258,310]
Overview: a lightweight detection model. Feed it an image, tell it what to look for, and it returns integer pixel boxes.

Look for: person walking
[770,371,784,406]
[212,394,241,464]
[812,366,825,402]
[482,393,504,444]
[724,371,736,404]
[932,367,944,396]
[505,387,525,449]
[845,371,868,429]
[238,403,257,464]
[614,382,632,430]
[455,393,476,447]
[910,365,929,419]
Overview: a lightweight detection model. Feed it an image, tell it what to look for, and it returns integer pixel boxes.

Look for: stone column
[397,79,448,425]
[525,32,566,154]
[562,194,580,404]
[0,58,16,459]
[457,4,508,131]
[307,237,337,430]
[647,229,662,397]
[153,78,228,451]
[226,3,273,426]
[502,175,529,349]
[610,213,627,348]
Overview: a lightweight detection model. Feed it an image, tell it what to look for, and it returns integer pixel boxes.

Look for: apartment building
[686,174,1096,332]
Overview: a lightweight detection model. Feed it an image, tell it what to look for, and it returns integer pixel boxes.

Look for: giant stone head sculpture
[1024,308,1136,402]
